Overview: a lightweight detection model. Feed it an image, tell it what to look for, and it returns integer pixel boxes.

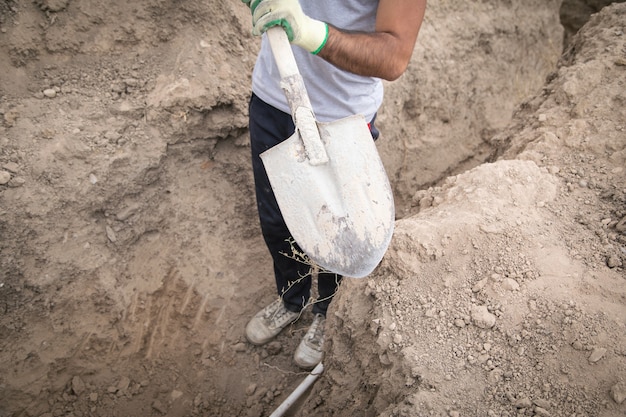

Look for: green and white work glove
[244,0,329,54]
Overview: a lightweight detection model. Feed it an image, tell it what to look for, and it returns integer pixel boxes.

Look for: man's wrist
[297,19,329,55]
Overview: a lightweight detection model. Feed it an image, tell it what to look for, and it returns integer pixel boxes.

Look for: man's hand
[246,0,329,54]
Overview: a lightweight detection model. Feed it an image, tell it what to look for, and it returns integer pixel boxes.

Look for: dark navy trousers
[248,93,378,316]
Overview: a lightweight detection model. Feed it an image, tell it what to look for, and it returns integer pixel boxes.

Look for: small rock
[513,397,532,408]
[152,400,167,414]
[0,170,10,185]
[588,347,607,363]
[501,278,520,291]
[487,367,503,384]
[116,203,140,221]
[8,176,25,187]
[233,342,247,352]
[43,88,57,98]
[71,376,86,395]
[472,278,488,293]
[117,376,131,392]
[471,305,496,329]
[246,383,257,396]
[104,131,121,143]
[453,318,466,328]
[3,162,19,173]
[106,226,117,243]
[610,381,626,404]
[534,406,551,416]
[111,81,126,93]
[89,392,98,402]
[266,341,282,355]
[171,390,183,401]
[123,78,140,87]
[607,255,622,268]
[533,398,551,409]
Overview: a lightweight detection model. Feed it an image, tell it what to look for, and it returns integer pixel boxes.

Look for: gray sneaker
[294,313,326,369]
[245,299,300,345]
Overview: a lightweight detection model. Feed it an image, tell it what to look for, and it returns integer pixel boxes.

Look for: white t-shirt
[251,0,383,123]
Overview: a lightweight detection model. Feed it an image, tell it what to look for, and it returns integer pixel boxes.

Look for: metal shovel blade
[260,114,395,278]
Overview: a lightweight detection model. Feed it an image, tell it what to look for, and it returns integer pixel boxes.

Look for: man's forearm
[318,26,410,81]
[317,0,425,81]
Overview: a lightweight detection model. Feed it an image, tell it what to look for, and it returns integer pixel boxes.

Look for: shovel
[260,27,395,278]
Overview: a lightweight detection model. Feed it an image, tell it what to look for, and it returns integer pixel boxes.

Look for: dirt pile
[0,0,624,417]
[311,4,626,417]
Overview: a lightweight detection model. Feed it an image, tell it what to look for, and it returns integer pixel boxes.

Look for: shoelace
[307,315,325,348]
[265,300,292,322]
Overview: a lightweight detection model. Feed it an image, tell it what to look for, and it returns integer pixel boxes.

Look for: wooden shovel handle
[266,27,328,165]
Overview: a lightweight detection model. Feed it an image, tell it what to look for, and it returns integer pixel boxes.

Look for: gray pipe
[269,362,325,417]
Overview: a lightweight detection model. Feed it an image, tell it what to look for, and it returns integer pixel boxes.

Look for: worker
[243,0,427,369]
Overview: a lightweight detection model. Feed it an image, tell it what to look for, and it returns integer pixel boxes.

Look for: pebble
[487,367,503,384]
[266,341,282,355]
[472,278,488,293]
[470,305,496,329]
[2,162,18,173]
[171,390,183,401]
[514,397,532,408]
[588,347,607,363]
[233,342,247,352]
[534,398,551,409]
[105,130,121,143]
[610,380,626,404]
[502,278,520,291]
[606,255,622,268]
[117,376,131,392]
[116,203,140,221]
[548,166,560,174]
[152,400,167,414]
[72,376,86,395]
[535,406,552,416]
[9,177,25,187]
[43,88,57,98]
[246,383,257,396]
[0,170,10,185]
[106,226,117,243]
